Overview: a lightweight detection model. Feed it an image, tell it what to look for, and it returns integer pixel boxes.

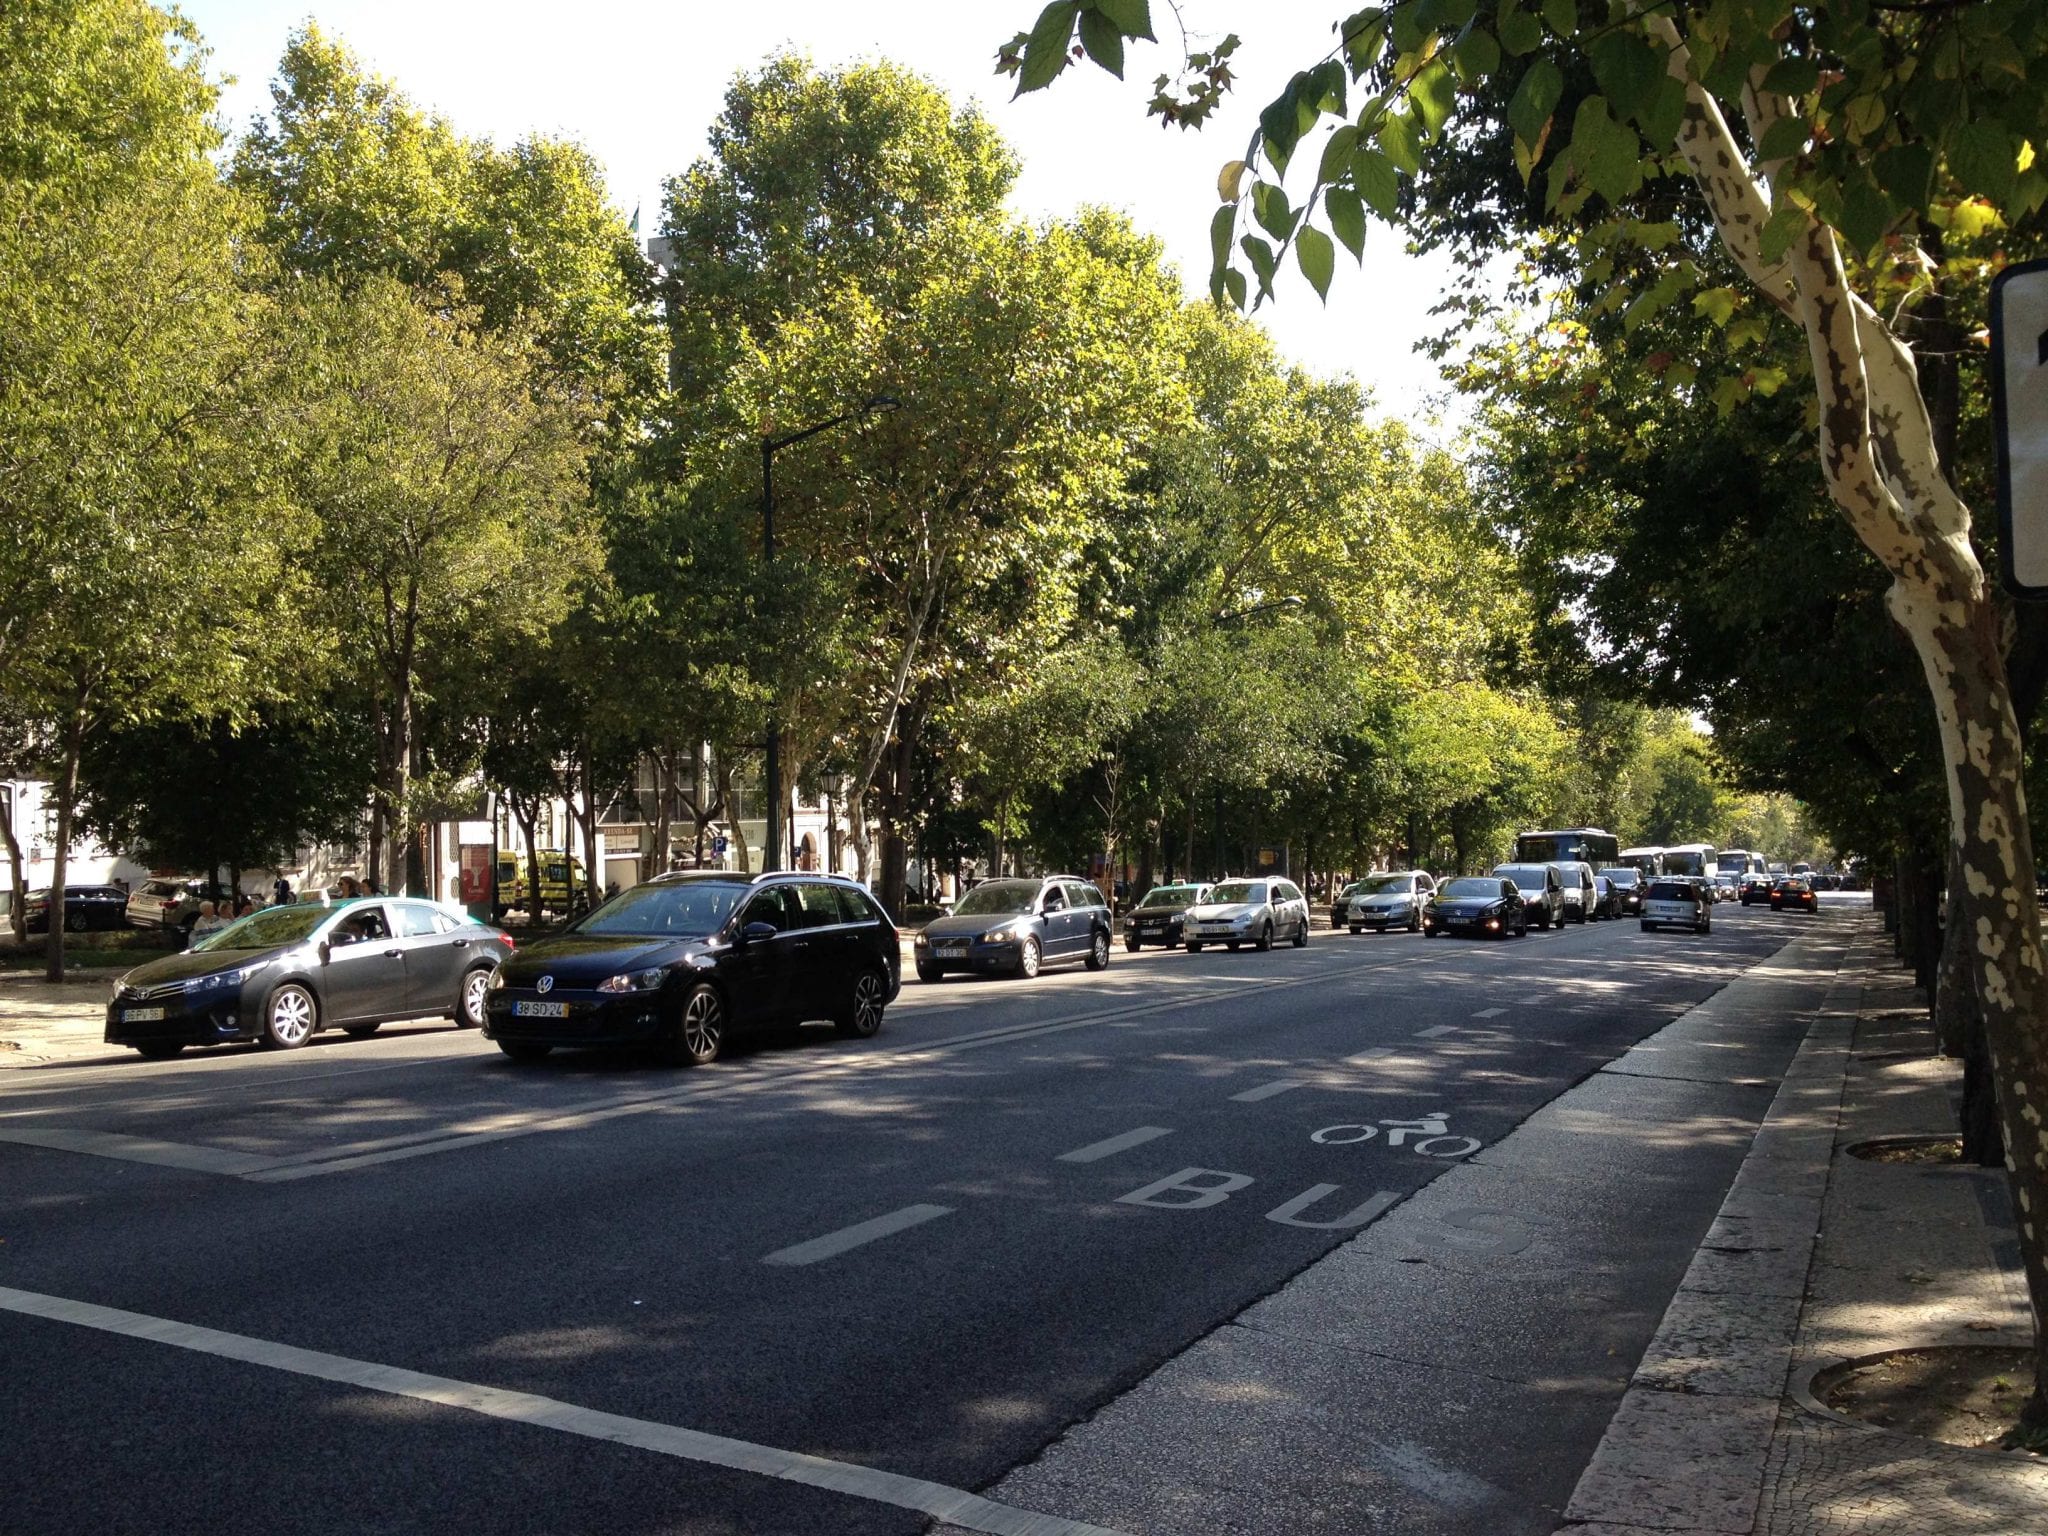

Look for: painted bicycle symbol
[1310,1111,1480,1159]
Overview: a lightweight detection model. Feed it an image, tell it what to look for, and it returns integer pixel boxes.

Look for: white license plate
[934,945,967,959]
[122,1006,166,1022]
[513,1000,568,1018]
[1448,917,1473,927]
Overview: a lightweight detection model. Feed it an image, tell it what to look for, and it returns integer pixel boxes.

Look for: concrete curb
[1554,933,1870,1535]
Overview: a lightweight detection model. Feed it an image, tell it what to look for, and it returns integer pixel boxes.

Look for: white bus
[1512,828,1621,868]
[1663,843,1720,894]
[1714,849,1765,894]
[1620,846,1665,880]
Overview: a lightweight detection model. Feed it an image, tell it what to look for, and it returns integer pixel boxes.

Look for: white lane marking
[0,1127,282,1176]
[1229,1080,1305,1103]
[762,1204,954,1267]
[1473,1007,1506,1019]
[1413,1025,1458,1039]
[0,1285,1124,1536]
[1055,1126,1173,1163]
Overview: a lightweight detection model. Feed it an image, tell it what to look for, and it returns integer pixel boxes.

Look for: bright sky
[180,0,1473,426]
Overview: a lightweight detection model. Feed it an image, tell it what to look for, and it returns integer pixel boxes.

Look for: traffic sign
[1993,258,2048,596]
[712,834,729,856]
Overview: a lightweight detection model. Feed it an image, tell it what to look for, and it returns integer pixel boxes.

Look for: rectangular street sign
[1992,258,2048,597]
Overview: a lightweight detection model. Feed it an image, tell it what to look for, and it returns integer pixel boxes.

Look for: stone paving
[1559,928,2048,1536]
[0,967,124,1066]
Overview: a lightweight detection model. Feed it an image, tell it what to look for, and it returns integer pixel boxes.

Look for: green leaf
[1260,80,1308,175]
[1757,115,1810,163]
[1318,124,1360,185]
[1341,12,1387,74]
[1588,30,1663,123]
[1210,204,1236,270]
[1836,176,1894,255]
[1325,185,1367,260]
[1296,224,1335,301]
[1251,179,1296,242]
[1760,55,1819,97]
[1840,94,1886,142]
[1378,110,1424,176]
[1638,74,1687,151]
[1499,5,1542,56]
[1306,59,1347,117]
[1540,0,1576,37]
[1078,11,1125,77]
[1874,142,1935,209]
[1240,233,1278,293]
[1222,266,1248,310]
[1568,95,1642,203]
[1409,60,1456,141]
[1452,27,1501,83]
[1693,286,1740,326]
[1948,120,2017,204]
[1758,200,1808,264]
[1017,2,1081,93]
[1507,59,1564,148]
[1351,145,1402,219]
[1091,0,1154,39]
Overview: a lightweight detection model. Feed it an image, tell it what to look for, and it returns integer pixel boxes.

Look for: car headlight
[184,966,255,994]
[488,968,508,990]
[596,968,666,994]
[984,927,1016,944]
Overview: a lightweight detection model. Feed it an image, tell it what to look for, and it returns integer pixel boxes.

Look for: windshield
[1209,881,1266,904]
[572,881,743,937]
[195,904,328,951]
[1495,865,1547,891]
[1598,868,1640,886]
[1349,875,1412,896]
[952,880,1043,917]
[1440,878,1502,899]
[1136,887,1199,911]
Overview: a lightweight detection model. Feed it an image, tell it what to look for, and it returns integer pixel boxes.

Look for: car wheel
[1125,937,1142,953]
[1226,940,1240,951]
[1348,923,1360,934]
[134,1041,185,1060]
[1255,922,1273,952]
[262,983,318,1049]
[1186,940,1202,952]
[916,961,945,983]
[64,909,86,933]
[666,983,725,1065]
[1292,916,1308,947]
[1516,917,1528,937]
[457,968,492,1028]
[835,968,887,1038]
[1409,908,1422,933]
[1641,921,1655,932]
[1017,936,1042,979]
[1086,930,1111,971]
[342,1023,381,1039]
[498,1039,552,1063]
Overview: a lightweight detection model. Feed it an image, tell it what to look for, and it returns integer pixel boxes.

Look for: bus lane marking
[1056,1126,1173,1163]
[762,1204,954,1267]
[1229,1080,1305,1103]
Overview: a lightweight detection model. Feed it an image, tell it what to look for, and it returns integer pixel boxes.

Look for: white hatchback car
[1335,870,1436,932]
[1641,878,1712,934]
[1184,877,1311,952]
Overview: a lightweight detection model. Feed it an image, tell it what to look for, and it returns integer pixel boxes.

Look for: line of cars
[20,874,251,939]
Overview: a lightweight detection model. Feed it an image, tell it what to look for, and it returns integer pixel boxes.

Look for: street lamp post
[760,395,899,872]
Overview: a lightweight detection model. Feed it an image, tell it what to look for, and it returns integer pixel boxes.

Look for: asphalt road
[0,899,1842,1534]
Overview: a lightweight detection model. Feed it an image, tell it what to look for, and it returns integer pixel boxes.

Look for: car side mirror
[318,940,331,964]
[740,921,778,944]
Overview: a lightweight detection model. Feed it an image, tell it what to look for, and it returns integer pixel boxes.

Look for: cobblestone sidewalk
[0,969,124,1066]
[1559,924,2048,1536]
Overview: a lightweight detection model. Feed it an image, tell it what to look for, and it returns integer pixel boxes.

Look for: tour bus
[1620,846,1666,880]
[1512,827,1621,868]
[1662,843,1720,897]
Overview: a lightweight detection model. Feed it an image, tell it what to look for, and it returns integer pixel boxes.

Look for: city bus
[1715,848,1765,893]
[1512,827,1621,868]
[1662,843,1720,885]
[1619,846,1665,879]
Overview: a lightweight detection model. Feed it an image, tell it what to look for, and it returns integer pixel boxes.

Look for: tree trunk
[43,701,84,983]
[650,745,674,883]
[0,791,27,949]
[1936,849,2002,1167]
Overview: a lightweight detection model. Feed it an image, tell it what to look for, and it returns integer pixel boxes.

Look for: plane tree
[1004,0,2048,1424]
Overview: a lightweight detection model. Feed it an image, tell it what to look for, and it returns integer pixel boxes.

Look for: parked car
[1123,882,1211,951]
[105,898,515,1059]
[915,876,1112,981]
[1597,866,1644,916]
[23,884,129,934]
[1771,876,1819,914]
[1334,870,1436,933]
[125,875,215,939]
[1493,863,1567,929]
[1423,876,1528,939]
[1184,878,1311,952]
[1641,879,1712,934]
[486,872,898,1065]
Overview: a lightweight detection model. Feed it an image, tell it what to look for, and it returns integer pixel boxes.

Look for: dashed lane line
[761,1204,955,1267]
[1055,1126,1173,1163]
[1228,1080,1306,1103]
[0,1284,1124,1536]
[1413,1024,1459,1039]
[1473,1007,1506,1019]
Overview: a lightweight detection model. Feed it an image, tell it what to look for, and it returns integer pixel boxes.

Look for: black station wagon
[483,871,901,1065]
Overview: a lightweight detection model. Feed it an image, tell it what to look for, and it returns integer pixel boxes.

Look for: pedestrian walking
[273,876,292,906]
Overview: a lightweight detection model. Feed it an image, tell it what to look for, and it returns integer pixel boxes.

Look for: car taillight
[498,934,516,950]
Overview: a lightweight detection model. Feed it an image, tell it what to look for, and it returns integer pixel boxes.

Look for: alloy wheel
[264,985,316,1049]
[675,986,724,1065]
[460,969,491,1028]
